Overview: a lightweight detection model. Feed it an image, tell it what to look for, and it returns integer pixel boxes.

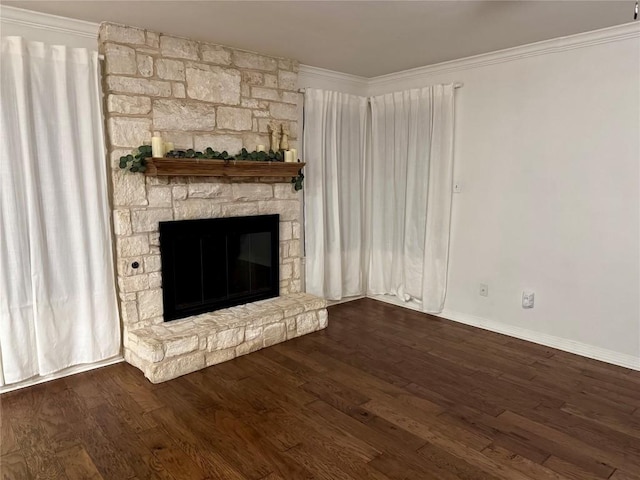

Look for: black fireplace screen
[159,214,279,321]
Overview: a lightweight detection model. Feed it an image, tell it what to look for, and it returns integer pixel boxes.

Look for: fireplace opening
[159,214,280,321]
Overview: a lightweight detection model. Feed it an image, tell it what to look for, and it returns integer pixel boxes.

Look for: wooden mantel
[144,157,305,177]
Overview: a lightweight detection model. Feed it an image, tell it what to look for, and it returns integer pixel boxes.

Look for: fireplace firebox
[159,214,280,321]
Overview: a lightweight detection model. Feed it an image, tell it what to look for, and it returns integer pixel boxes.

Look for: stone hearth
[125,293,327,383]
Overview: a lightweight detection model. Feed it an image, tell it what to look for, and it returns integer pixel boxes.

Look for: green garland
[291,170,304,191]
[118,145,151,173]
[119,145,304,190]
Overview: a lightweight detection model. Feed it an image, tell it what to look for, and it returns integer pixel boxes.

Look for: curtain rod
[297,82,463,94]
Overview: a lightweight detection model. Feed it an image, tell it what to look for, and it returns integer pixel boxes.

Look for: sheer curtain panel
[368,85,455,313]
[303,89,369,300]
[0,37,120,386]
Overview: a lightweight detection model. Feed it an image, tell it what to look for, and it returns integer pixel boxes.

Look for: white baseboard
[0,355,124,395]
[438,309,640,371]
[326,295,366,307]
[367,293,424,311]
[366,294,639,371]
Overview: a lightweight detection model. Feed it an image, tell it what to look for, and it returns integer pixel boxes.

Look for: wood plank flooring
[2,298,639,479]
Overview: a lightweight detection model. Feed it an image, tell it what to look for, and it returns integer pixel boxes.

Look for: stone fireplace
[99,23,327,383]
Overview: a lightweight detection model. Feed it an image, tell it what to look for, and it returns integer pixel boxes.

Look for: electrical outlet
[522,291,535,309]
[479,284,488,297]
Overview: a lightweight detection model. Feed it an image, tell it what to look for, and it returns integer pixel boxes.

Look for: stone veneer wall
[98,23,304,347]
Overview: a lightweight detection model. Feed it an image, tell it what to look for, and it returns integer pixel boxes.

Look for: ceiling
[3,1,636,77]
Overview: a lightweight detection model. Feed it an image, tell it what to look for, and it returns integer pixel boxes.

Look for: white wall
[299,23,640,368]
[370,23,640,367]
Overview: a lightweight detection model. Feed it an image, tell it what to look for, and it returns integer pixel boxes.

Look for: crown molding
[0,5,99,39]
[368,21,640,89]
[298,64,368,91]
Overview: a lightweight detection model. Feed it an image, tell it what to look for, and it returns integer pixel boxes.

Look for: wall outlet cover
[522,291,535,308]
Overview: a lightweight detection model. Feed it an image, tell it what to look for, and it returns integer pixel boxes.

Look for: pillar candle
[151,136,164,158]
[284,150,294,163]
[256,144,266,152]
[164,142,174,153]
[290,148,297,161]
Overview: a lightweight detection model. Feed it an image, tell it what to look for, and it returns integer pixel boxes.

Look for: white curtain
[303,88,369,300]
[368,85,455,313]
[0,37,120,386]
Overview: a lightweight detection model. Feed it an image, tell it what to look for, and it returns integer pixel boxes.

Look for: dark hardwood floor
[2,298,640,479]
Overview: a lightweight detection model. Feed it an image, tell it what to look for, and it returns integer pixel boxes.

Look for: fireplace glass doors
[159,214,279,321]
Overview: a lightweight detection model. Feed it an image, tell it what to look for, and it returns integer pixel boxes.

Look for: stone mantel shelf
[144,157,306,177]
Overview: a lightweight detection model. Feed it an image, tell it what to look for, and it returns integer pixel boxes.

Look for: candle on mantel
[290,148,297,161]
[151,136,164,158]
[284,150,294,163]
[164,142,174,153]
[256,144,266,152]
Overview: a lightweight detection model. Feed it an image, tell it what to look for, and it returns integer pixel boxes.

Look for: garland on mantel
[119,145,304,190]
